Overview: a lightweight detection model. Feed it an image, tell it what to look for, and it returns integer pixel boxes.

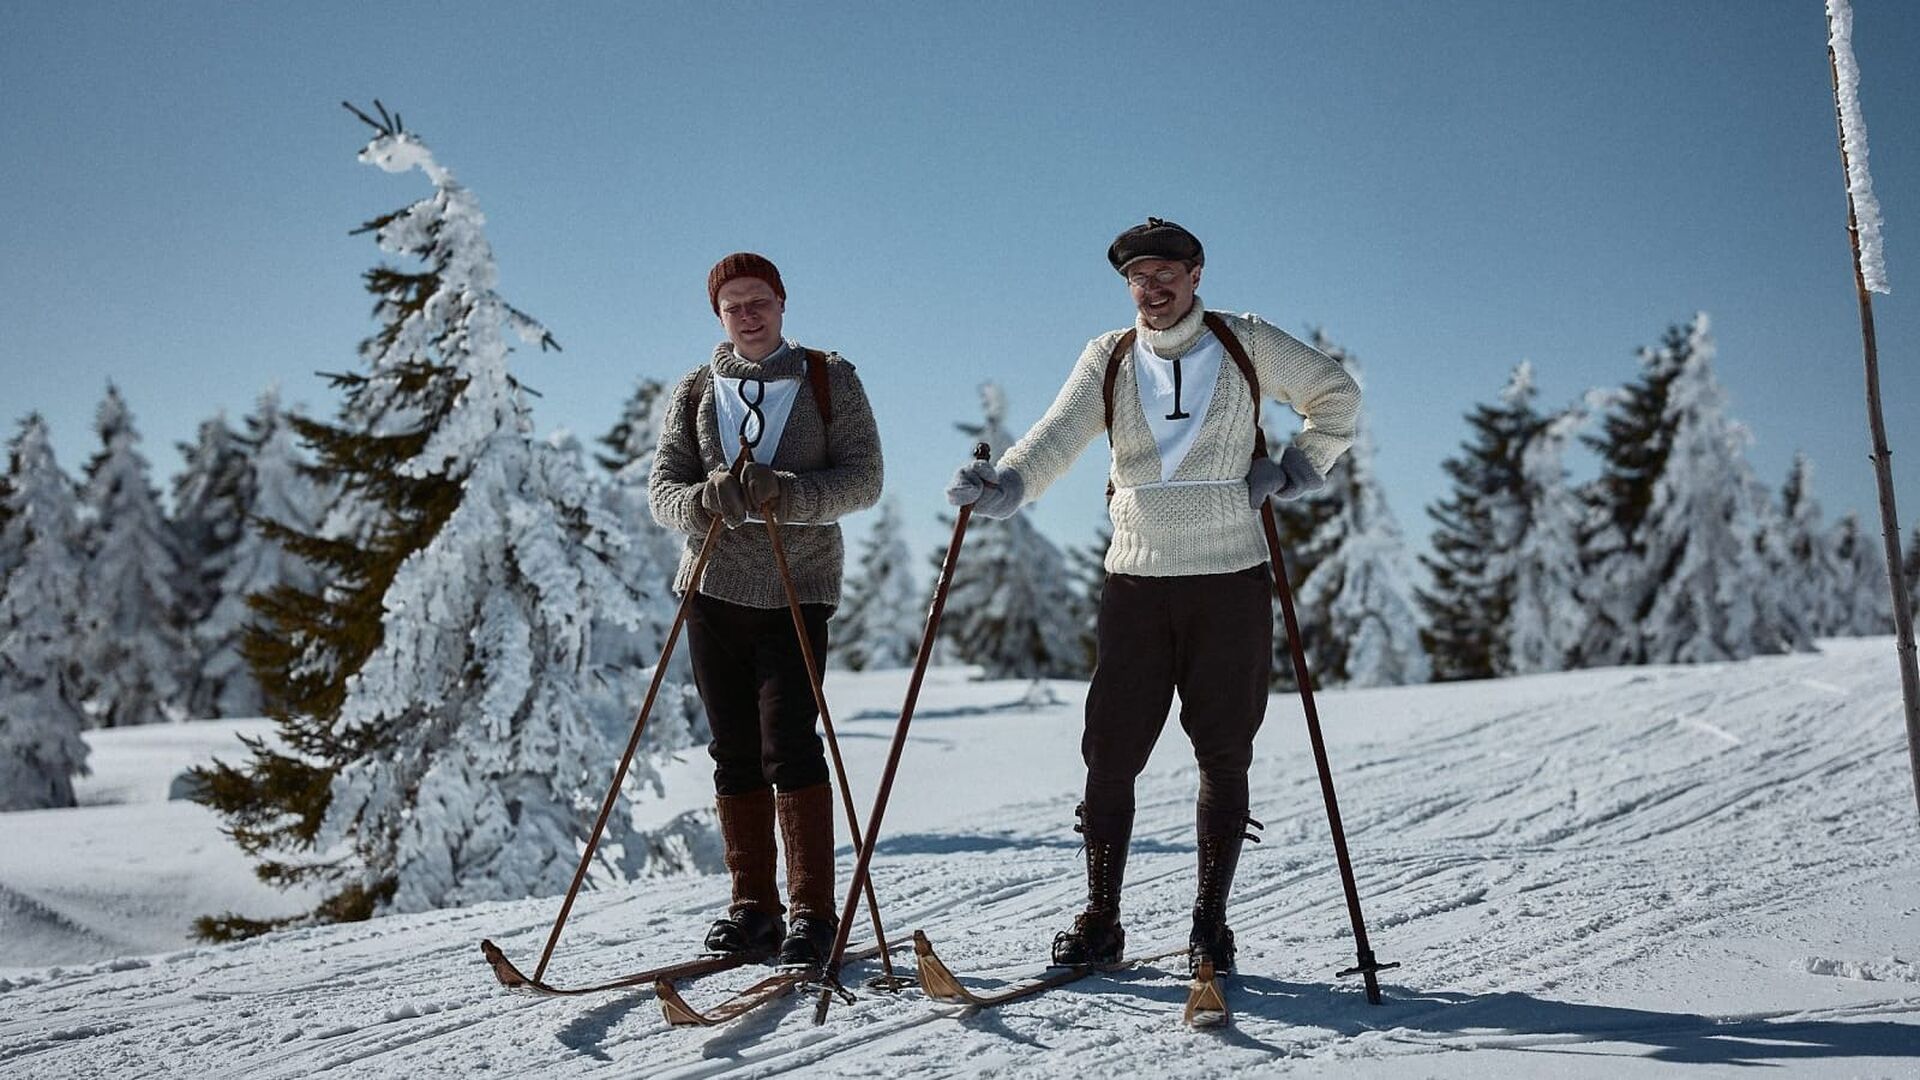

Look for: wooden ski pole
[1827,17,1920,823]
[749,450,902,987]
[1261,500,1397,1004]
[814,442,990,1022]
[524,511,727,985]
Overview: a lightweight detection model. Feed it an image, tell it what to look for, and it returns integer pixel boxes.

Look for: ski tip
[913,945,973,1004]
[479,939,532,991]
[655,979,704,1027]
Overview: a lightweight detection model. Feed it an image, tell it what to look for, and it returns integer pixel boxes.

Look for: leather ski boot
[705,907,784,957]
[705,788,784,958]
[777,913,839,970]
[1051,805,1128,966]
[1188,818,1259,976]
[776,784,838,970]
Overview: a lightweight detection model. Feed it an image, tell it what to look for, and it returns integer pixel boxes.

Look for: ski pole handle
[969,442,996,492]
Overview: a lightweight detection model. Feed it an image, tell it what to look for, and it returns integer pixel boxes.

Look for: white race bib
[711,363,824,526]
[1134,332,1224,482]
[712,366,803,464]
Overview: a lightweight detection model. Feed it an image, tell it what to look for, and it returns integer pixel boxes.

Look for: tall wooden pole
[1827,23,1920,823]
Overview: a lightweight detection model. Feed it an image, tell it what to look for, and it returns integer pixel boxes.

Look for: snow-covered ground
[3,640,1918,1078]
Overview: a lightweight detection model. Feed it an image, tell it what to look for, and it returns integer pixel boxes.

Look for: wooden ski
[912,930,1184,1009]
[655,942,883,1028]
[658,969,801,1027]
[480,938,757,997]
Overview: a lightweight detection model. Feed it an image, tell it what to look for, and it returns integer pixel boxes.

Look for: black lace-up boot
[1189,816,1260,976]
[1051,804,1128,966]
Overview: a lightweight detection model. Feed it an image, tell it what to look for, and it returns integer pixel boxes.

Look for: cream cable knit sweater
[1000,299,1360,577]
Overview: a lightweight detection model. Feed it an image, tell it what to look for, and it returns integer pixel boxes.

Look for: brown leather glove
[700,467,749,528]
[740,461,787,519]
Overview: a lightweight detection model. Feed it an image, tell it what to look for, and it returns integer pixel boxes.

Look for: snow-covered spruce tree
[1274,332,1429,688]
[1500,396,1593,675]
[1830,512,1895,636]
[1902,524,1920,623]
[939,383,1084,679]
[171,413,259,718]
[193,104,653,936]
[0,415,92,810]
[0,470,15,579]
[77,384,189,727]
[588,377,702,778]
[187,389,330,721]
[591,377,686,669]
[1763,453,1836,641]
[596,377,669,476]
[1630,315,1808,663]
[1064,521,1111,674]
[1577,323,1689,667]
[1263,405,1341,693]
[833,497,924,671]
[1416,363,1541,681]
[1907,525,1920,623]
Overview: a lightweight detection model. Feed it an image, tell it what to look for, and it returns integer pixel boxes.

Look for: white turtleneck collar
[1137,296,1209,359]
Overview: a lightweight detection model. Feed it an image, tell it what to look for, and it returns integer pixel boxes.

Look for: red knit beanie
[708,252,786,314]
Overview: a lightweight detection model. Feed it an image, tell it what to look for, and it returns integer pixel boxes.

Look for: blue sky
[4,2,1917,573]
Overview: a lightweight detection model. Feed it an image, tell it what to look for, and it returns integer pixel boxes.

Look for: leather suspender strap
[1102,330,1135,443]
[1202,312,1268,463]
[1100,313,1267,462]
[803,349,834,426]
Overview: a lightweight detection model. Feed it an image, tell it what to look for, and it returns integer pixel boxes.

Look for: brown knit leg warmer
[776,783,837,919]
[716,788,783,916]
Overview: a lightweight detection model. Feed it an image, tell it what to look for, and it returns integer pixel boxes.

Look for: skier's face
[1125,258,1201,331]
[717,278,786,361]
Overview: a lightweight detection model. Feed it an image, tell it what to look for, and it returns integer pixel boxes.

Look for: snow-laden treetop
[354,126,556,479]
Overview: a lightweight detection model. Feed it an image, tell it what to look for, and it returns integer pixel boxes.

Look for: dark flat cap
[1107,217,1204,273]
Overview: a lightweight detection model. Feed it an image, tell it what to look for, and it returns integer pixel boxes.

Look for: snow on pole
[1828,0,1890,294]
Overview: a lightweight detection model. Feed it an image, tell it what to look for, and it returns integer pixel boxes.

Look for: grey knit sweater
[1000,299,1360,577]
[648,341,884,608]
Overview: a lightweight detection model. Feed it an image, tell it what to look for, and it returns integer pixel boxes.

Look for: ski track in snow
[3,641,1918,1077]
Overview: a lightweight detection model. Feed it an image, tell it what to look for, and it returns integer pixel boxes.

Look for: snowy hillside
[3,642,1918,1078]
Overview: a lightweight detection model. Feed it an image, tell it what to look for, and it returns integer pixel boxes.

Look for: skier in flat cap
[946,218,1360,975]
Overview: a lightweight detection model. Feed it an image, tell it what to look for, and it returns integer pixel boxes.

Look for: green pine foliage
[1588,324,1689,539]
[0,469,14,575]
[1260,330,1354,692]
[188,116,473,941]
[1907,525,1920,621]
[1575,321,1691,667]
[190,385,463,939]
[596,378,667,475]
[1416,371,1541,681]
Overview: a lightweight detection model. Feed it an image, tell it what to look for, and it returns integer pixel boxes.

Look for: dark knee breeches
[687,592,833,796]
[1080,565,1272,843]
